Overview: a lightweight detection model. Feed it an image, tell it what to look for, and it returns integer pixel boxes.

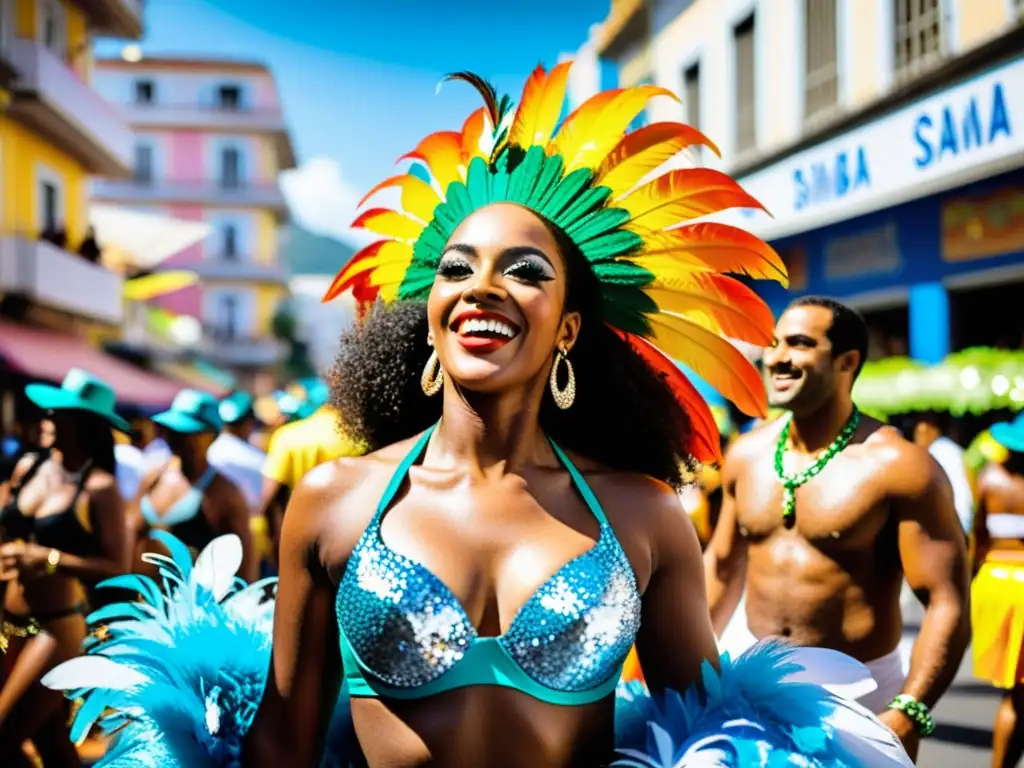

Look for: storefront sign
[941,187,1024,262]
[714,55,1023,241]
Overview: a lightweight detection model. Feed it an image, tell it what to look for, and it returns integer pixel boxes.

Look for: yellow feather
[358,175,441,224]
[369,260,412,288]
[647,312,767,417]
[636,223,788,286]
[619,168,765,232]
[643,280,774,345]
[351,209,425,244]
[551,85,679,173]
[334,242,413,284]
[596,122,720,200]
[508,61,574,148]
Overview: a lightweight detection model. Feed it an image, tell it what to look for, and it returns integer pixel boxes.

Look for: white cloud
[279,157,385,249]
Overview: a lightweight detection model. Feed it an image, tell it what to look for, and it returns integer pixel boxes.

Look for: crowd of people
[0,62,1021,768]
[0,374,360,765]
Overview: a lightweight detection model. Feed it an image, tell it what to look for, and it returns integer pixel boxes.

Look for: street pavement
[916,636,1000,766]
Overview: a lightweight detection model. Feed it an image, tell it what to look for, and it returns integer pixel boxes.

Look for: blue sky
[97,0,606,243]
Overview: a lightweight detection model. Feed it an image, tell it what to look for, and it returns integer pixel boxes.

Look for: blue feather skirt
[42,534,913,768]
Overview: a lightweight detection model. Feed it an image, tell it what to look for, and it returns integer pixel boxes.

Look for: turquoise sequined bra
[335,423,642,705]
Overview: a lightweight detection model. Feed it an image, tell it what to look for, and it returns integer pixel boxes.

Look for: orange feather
[642,272,775,345]
[508,60,574,149]
[460,107,494,164]
[596,122,720,199]
[617,329,723,464]
[619,168,766,233]
[323,241,414,301]
[351,208,425,244]
[647,312,767,418]
[399,130,464,191]
[637,223,788,286]
[357,174,442,224]
[322,241,387,302]
[552,85,679,173]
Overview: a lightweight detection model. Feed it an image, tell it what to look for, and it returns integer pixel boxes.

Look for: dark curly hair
[329,220,697,487]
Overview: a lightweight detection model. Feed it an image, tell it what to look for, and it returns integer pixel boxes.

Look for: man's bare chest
[733,451,889,547]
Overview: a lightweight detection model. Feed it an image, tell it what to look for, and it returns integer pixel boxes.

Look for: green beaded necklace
[773,407,861,525]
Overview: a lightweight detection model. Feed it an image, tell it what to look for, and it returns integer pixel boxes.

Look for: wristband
[887,694,935,737]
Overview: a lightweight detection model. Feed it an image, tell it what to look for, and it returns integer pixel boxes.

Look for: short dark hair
[787,295,869,379]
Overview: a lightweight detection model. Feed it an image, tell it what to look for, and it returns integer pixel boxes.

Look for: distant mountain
[280,224,356,277]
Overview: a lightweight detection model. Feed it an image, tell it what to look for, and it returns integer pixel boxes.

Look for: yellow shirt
[261,406,363,490]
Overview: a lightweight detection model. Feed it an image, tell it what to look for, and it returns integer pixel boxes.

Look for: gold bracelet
[45,548,61,575]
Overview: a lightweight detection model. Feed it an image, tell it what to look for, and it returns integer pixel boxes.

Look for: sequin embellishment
[337,522,641,692]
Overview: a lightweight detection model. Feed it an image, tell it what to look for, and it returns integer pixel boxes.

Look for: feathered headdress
[324,62,788,464]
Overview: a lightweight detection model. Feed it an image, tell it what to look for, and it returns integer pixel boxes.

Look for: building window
[133,143,153,184]
[134,80,155,105]
[217,85,242,110]
[894,0,943,82]
[41,182,58,232]
[219,147,241,189]
[734,13,757,154]
[223,224,238,259]
[216,295,238,340]
[803,0,838,122]
[38,0,66,59]
[683,61,701,157]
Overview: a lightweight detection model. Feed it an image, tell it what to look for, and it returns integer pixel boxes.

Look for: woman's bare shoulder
[286,435,424,569]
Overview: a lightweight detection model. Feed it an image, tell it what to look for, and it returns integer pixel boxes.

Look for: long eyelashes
[435,258,553,284]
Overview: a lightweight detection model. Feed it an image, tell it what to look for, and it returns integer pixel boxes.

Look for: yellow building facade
[0,0,140,331]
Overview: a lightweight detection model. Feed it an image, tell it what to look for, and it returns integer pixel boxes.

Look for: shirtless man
[705,296,970,761]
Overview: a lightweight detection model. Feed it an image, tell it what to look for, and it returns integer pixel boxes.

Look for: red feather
[616,328,723,465]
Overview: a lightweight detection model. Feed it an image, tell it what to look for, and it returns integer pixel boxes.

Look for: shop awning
[0,320,186,408]
[89,205,213,270]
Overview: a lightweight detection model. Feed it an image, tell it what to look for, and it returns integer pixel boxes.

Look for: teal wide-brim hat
[219,391,255,425]
[991,413,1024,453]
[25,368,131,433]
[153,389,224,434]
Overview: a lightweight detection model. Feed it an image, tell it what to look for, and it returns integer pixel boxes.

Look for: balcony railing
[9,39,133,176]
[189,258,289,284]
[200,326,286,367]
[92,177,288,213]
[122,102,287,132]
[0,236,124,324]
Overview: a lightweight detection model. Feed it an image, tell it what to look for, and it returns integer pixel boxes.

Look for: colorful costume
[43,63,911,766]
[972,414,1024,689]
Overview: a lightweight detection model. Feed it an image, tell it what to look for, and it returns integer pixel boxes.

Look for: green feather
[507,146,545,202]
[466,157,490,208]
[599,285,656,337]
[576,230,644,262]
[445,183,474,222]
[526,155,565,210]
[591,260,654,286]
[491,167,510,202]
[538,168,594,221]
[553,185,612,232]
[567,207,631,244]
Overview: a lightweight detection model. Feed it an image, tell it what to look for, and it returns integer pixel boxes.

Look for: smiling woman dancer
[44,65,912,768]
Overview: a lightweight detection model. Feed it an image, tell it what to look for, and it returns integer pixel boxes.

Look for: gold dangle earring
[549,347,576,409]
[421,347,443,396]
